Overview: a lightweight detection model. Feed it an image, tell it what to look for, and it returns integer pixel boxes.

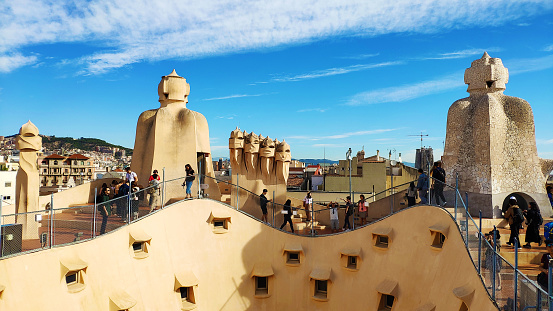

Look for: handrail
[1,171,549,309]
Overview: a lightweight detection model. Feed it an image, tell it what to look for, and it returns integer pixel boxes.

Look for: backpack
[544,222,553,241]
[148,179,160,194]
[513,208,525,225]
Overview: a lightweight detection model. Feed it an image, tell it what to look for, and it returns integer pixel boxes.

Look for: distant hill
[39,136,133,154]
[296,159,339,165]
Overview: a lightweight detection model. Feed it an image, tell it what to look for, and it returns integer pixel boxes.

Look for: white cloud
[210,145,228,151]
[297,108,329,113]
[346,72,463,106]
[544,45,553,52]
[0,0,551,74]
[421,48,500,60]
[338,53,380,60]
[268,61,403,82]
[345,54,553,106]
[537,138,553,145]
[203,94,266,101]
[507,54,553,75]
[288,128,398,141]
[0,53,38,72]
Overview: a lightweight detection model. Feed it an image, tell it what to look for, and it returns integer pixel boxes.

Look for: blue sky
[1,0,552,162]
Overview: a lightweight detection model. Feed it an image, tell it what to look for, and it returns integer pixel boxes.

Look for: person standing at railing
[118,181,130,221]
[97,187,111,235]
[303,192,313,222]
[430,161,447,207]
[523,202,543,249]
[537,240,553,290]
[416,169,429,204]
[357,195,368,226]
[183,164,195,199]
[484,229,502,291]
[148,170,161,213]
[110,180,118,200]
[342,196,353,231]
[131,181,140,220]
[279,199,294,233]
[547,186,553,208]
[259,189,271,223]
[504,196,524,248]
[406,182,418,207]
[328,201,339,233]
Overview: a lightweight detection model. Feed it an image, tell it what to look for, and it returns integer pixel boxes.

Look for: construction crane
[408,132,429,149]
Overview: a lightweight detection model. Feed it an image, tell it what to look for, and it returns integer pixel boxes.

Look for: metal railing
[1,171,551,310]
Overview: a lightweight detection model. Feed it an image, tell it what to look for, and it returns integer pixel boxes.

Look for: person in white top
[303,192,313,222]
[125,167,138,184]
[328,202,339,233]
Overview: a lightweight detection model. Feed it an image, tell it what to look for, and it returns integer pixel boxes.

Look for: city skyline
[1,1,552,162]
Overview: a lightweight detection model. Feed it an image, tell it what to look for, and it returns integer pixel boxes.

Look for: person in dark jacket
[504,196,523,248]
[523,202,543,248]
[118,181,130,221]
[417,169,429,204]
[184,164,195,199]
[430,161,447,206]
[259,189,271,223]
[97,187,111,235]
[342,196,353,231]
[279,199,294,233]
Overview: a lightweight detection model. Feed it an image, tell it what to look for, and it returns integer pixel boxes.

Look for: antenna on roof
[408,132,429,149]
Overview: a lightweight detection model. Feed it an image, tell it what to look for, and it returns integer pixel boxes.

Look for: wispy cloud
[289,129,398,141]
[338,53,380,60]
[544,45,553,52]
[507,54,553,75]
[0,53,38,73]
[537,138,553,145]
[312,143,349,148]
[1,0,551,73]
[420,48,499,60]
[267,61,403,83]
[216,114,237,120]
[210,145,227,151]
[346,72,463,106]
[202,94,265,101]
[297,108,329,113]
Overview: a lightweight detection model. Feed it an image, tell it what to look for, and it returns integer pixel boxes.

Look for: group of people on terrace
[413,161,447,206]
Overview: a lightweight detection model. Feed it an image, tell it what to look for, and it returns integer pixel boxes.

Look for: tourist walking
[342,196,353,231]
[97,187,111,235]
[328,201,339,233]
[259,189,271,223]
[184,164,195,199]
[279,199,294,233]
[484,229,502,290]
[148,170,161,213]
[406,181,418,207]
[430,161,447,206]
[417,169,429,204]
[357,194,368,226]
[504,196,524,248]
[118,180,130,221]
[523,202,543,248]
[303,192,313,222]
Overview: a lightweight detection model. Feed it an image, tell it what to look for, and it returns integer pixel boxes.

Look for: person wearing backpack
[523,201,543,248]
[430,161,447,207]
[504,196,524,248]
[148,170,161,213]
